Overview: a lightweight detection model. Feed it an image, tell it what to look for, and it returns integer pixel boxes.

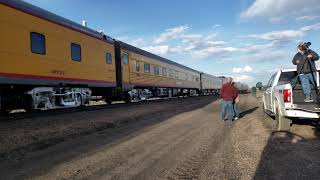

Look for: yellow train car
[0,1,117,111]
[119,42,201,97]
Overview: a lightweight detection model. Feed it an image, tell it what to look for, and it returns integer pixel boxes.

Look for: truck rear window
[278,72,298,85]
[278,71,320,85]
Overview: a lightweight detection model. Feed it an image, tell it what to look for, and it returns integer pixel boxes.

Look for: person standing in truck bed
[292,42,319,102]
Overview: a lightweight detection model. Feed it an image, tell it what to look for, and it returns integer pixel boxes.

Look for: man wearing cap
[292,42,319,102]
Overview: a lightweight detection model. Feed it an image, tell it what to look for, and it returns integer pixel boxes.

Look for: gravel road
[0,94,319,180]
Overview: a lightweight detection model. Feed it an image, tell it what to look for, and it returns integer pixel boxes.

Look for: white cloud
[222,50,289,63]
[233,65,253,73]
[130,38,145,47]
[242,30,305,42]
[153,25,190,44]
[148,25,231,57]
[212,24,222,29]
[232,75,254,82]
[241,23,320,42]
[245,41,279,51]
[170,45,196,53]
[296,15,319,21]
[180,33,226,48]
[142,45,170,56]
[241,0,320,22]
[191,46,244,59]
[300,23,320,31]
[116,37,146,47]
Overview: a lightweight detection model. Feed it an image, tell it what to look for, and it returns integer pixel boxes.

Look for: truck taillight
[283,89,291,103]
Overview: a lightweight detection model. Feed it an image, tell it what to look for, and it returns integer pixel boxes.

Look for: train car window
[154,66,159,75]
[136,61,140,72]
[184,73,188,80]
[169,70,173,78]
[175,71,178,79]
[162,68,167,76]
[30,32,46,55]
[144,63,150,73]
[122,53,129,65]
[71,43,81,61]
[106,53,112,64]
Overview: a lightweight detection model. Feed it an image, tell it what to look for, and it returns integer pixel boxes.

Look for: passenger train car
[234,82,249,93]
[119,42,201,98]
[218,76,249,93]
[0,0,248,112]
[200,73,222,94]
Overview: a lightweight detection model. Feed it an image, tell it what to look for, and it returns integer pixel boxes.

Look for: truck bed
[292,84,320,112]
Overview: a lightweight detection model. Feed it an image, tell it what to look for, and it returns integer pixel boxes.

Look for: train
[217,76,249,93]
[0,0,248,112]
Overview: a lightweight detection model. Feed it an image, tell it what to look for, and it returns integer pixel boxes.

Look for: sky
[24,0,320,87]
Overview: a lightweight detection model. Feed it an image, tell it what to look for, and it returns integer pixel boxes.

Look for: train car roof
[119,41,200,74]
[1,0,114,44]
[201,73,221,79]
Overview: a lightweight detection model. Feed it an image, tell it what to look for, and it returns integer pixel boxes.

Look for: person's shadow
[239,107,259,118]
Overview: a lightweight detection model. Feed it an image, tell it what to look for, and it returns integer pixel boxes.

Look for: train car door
[114,41,123,90]
[121,51,130,91]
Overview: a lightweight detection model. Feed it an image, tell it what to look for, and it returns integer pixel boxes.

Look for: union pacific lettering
[51,70,65,75]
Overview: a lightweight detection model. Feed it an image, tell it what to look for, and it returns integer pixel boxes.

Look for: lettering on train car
[50,70,65,75]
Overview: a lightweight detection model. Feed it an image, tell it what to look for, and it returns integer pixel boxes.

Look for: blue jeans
[233,102,239,118]
[299,72,316,97]
[221,100,234,120]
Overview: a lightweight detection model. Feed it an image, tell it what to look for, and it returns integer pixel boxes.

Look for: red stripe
[0,72,116,85]
[0,3,112,45]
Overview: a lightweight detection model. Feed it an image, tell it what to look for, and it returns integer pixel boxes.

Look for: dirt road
[0,95,319,180]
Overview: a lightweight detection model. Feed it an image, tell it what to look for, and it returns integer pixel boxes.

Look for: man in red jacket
[220,77,238,121]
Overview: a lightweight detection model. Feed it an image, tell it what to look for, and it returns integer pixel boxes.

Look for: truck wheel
[274,105,291,131]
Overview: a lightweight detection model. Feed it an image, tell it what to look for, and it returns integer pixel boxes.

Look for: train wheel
[124,93,131,103]
[106,98,112,105]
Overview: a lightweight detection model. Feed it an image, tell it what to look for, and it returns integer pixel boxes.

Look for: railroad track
[0,95,217,121]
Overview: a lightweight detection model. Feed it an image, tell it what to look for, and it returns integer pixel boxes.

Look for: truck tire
[274,104,291,131]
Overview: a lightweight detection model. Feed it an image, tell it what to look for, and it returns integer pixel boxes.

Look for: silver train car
[200,73,222,94]
[234,82,249,93]
[217,76,249,93]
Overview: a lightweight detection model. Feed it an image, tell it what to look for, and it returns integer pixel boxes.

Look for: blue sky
[25,0,320,87]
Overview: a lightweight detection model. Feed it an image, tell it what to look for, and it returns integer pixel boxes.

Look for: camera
[303,42,311,50]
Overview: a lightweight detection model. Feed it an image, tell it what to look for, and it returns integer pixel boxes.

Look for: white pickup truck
[263,69,320,131]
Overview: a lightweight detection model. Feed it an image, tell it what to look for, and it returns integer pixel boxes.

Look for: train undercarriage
[128,87,201,101]
[0,86,92,112]
[0,85,220,113]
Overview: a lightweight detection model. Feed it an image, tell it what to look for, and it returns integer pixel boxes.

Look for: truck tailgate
[293,103,320,112]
